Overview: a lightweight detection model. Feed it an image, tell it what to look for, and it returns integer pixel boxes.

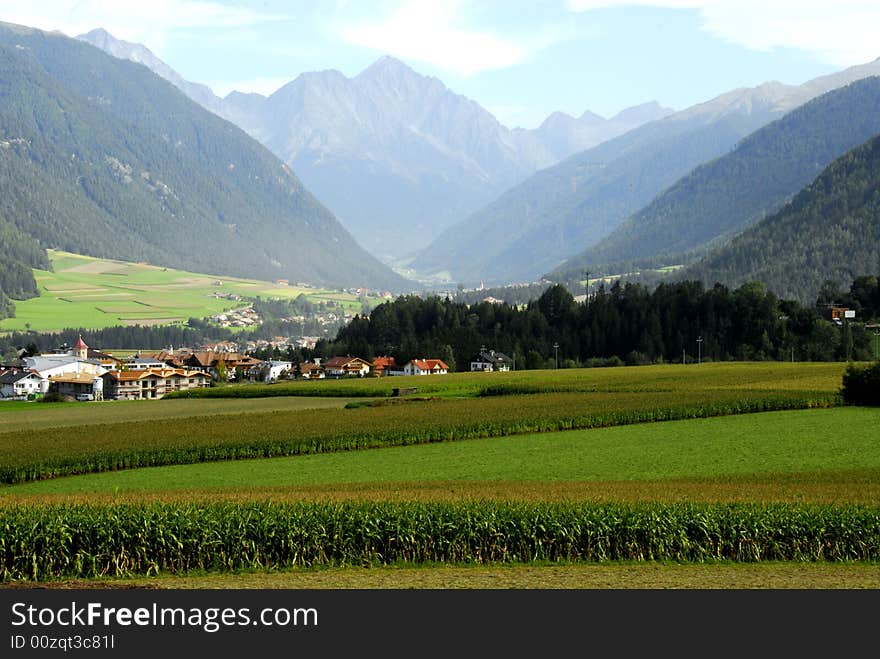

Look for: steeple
[74,335,88,360]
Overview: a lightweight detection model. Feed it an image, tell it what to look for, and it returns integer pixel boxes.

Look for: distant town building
[470,349,513,372]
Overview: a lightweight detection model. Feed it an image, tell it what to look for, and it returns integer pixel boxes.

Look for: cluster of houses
[0,339,514,402]
[209,306,261,328]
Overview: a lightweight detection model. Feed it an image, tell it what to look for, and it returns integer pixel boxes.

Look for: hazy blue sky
[3,1,878,128]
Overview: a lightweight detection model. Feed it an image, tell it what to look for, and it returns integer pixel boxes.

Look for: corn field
[0,502,877,581]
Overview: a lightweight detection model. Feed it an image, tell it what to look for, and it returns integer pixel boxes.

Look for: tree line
[4,277,878,369]
[320,277,880,369]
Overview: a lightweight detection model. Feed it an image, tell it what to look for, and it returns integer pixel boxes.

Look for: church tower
[74,335,88,360]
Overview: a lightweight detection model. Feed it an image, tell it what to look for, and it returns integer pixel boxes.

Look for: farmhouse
[260,360,293,382]
[48,373,104,401]
[371,356,396,376]
[470,349,513,372]
[0,370,46,399]
[181,351,263,380]
[299,362,326,380]
[403,359,450,376]
[323,356,372,377]
[101,368,210,400]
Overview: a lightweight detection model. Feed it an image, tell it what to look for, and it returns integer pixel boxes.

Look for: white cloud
[340,0,560,76]
[567,0,880,66]
[208,76,291,98]
[0,0,288,56]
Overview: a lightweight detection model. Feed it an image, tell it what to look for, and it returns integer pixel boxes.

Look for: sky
[2,1,879,129]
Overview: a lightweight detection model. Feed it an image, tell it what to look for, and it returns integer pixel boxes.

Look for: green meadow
[0,249,365,332]
[3,407,877,501]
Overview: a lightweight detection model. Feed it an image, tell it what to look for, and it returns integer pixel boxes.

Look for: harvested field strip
[1,502,877,581]
[0,391,840,485]
[5,474,880,506]
[41,563,880,590]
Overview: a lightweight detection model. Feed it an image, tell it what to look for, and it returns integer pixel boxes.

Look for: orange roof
[372,356,396,369]
[409,359,449,371]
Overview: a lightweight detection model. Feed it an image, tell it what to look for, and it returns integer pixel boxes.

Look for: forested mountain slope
[683,133,880,302]
[553,76,880,278]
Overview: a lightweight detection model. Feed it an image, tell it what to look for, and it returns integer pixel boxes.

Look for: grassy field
[165,361,848,399]
[0,395,356,433]
[3,408,877,502]
[0,250,368,332]
[0,363,845,485]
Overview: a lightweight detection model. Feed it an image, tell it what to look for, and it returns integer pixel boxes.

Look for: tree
[438,344,456,372]
[213,359,228,386]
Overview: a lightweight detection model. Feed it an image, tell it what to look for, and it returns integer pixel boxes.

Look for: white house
[470,349,513,372]
[403,359,450,376]
[22,354,108,379]
[126,356,169,370]
[262,360,292,382]
[0,370,47,399]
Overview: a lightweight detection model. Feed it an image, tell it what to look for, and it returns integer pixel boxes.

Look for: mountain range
[415,58,880,286]
[76,29,673,260]
[0,20,408,321]
[551,74,880,282]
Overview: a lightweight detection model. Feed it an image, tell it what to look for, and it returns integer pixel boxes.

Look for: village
[0,336,514,402]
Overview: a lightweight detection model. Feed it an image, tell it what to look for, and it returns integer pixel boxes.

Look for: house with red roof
[371,356,397,376]
[101,368,210,400]
[402,359,450,376]
[323,356,372,377]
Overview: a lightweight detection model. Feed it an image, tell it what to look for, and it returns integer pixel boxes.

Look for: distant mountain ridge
[414,57,880,285]
[75,30,672,259]
[552,74,880,278]
[0,21,408,320]
[681,132,880,303]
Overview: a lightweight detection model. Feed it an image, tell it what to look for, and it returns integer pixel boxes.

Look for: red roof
[74,335,88,350]
[324,356,370,369]
[409,359,449,371]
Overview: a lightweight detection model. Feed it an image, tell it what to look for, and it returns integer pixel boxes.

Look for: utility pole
[553,342,559,369]
[697,336,703,365]
[584,270,590,301]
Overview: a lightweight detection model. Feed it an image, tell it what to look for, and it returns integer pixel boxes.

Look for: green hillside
[0,22,409,320]
[553,76,880,278]
[0,250,368,333]
[683,133,880,302]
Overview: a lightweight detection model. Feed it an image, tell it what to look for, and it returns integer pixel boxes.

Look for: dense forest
[683,132,880,302]
[552,76,880,279]
[320,278,880,369]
